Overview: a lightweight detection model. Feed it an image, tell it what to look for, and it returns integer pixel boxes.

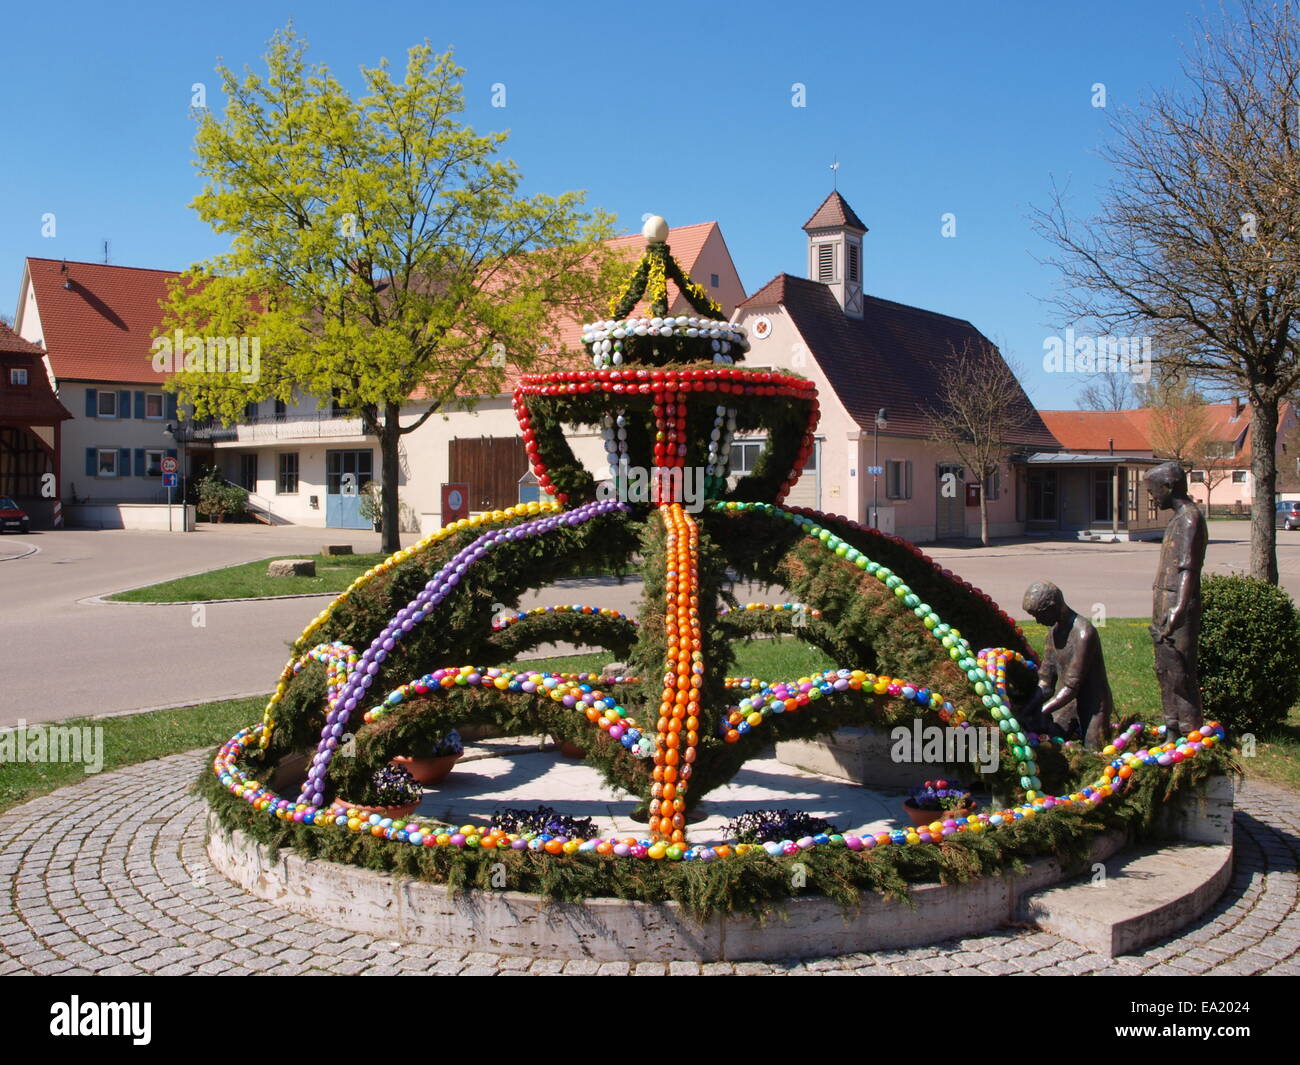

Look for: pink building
[732,191,1066,542]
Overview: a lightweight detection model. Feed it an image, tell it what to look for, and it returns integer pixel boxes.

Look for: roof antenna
[60,260,72,291]
[830,156,840,190]
[102,240,110,265]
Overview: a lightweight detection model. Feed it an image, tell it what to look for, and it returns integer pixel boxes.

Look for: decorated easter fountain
[204,216,1230,958]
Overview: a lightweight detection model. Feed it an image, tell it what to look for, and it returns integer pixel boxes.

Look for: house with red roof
[728,191,1095,541]
[13,258,189,524]
[0,321,72,527]
[1040,399,1297,515]
[181,221,747,530]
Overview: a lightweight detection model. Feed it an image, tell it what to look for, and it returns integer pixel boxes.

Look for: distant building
[0,321,71,527]
[730,191,1066,542]
[14,259,183,518]
[1040,399,1297,514]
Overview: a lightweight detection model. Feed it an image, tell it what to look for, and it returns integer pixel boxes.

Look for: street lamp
[872,407,888,528]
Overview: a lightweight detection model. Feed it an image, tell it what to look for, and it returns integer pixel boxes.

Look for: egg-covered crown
[581,216,749,369]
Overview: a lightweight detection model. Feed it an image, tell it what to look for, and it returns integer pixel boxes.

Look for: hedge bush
[1199,573,1300,736]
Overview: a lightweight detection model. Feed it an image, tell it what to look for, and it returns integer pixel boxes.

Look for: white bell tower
[802,191,867,319]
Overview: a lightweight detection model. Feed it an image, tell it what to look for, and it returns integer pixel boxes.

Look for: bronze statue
[1146,461,1207,736]
[1018,581,1113,749]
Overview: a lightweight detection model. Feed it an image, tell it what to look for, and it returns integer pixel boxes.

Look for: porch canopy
[1014,451,1165,542]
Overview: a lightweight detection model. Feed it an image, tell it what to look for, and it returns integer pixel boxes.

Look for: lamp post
[872,407,888,528]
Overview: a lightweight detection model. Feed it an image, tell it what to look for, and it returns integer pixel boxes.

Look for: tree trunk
[979,488,989,546]
[380,401,402,555]
[1250,395,1279,583]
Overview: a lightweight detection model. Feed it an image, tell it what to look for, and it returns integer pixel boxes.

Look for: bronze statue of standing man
[1146,461,1207,735]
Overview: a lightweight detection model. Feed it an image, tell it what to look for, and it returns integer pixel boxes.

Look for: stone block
[267,559,316,578]
[321,545,353,556]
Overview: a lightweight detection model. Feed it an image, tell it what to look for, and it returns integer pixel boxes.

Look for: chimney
[1232,396,1243,418]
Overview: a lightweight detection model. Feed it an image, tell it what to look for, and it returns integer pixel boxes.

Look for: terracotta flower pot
[902,800,940,827]
[550,736,587,759]
[335,799,420,819]
[391,754,460,786]
[903,800,979,827]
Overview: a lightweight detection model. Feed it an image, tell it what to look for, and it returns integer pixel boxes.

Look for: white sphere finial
[642,215,669,244]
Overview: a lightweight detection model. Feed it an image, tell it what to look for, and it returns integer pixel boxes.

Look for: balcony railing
[173,412,370,444]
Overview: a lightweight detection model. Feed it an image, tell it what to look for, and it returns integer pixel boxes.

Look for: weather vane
[830,157,839,189]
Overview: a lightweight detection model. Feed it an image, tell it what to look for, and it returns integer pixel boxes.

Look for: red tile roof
[803,191,868,233]
[0,325,72,424]
[24,258,180,385]
[740,273,1059,447]
[0,321,44,356]
[1038,409,1152,452]
[1039,402,1268,460]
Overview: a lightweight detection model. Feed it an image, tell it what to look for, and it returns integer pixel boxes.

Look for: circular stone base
[205,811,1128,961]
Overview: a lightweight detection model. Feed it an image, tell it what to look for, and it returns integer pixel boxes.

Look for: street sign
[162,473,178,488]
[161,457,178,474]
[867,465,884,476]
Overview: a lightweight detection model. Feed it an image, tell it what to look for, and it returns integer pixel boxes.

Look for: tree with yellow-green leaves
[160,26,622,550]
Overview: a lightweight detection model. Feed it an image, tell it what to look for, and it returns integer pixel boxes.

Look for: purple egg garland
[297,498,630,805]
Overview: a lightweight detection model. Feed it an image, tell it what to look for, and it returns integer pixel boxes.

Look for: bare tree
[926,340,1036,546]
[1077,371,1135,411]
[1197,455,1235,517]
[1032,0,1300,582]
[1145,377,1213,463]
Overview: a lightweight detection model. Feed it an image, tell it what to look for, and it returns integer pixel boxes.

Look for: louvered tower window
[817,243,835,281]
[848,243,860,283]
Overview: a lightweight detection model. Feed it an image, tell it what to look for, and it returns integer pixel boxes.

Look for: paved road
[0,749,1295,975]
[4,522,1299,727]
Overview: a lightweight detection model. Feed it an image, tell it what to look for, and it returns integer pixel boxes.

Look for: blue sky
[0,0,1219,409]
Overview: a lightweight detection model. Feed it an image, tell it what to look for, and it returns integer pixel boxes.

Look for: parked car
[1275,500,1300,530]
[0,497,30,534]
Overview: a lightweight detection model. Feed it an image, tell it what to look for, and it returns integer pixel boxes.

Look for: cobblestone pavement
[1,751,1297,976]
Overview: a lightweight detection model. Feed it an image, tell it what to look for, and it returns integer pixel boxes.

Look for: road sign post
[162,458,179,531]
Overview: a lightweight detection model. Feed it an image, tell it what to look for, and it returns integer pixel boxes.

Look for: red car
[0,497,30,534]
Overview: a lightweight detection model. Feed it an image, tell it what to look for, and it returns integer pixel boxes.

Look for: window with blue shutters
[96,391,117,418]
[85,448,97,477]
[119,390,132,419]
[85,389,98,418]
[165,393,178,420]
[134,392,146,419]
[134,449,146,477]
[118,448,131,477]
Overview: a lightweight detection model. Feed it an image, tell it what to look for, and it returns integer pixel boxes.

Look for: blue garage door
[325,449,374,529]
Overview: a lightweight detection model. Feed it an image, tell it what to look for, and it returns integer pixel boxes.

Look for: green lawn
[0,695,265,813]
[107,553,390,602]
[1,623,1292,815]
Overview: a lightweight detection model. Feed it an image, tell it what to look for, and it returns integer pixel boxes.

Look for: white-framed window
[729,440,765,475]
[97,391,117,418]
[8,367,28,386]
[145,449,164,477]
[97,449,118,477]
[886,459,913,500]
[145,393,164,419]
[1190,470,1206,483]
[1232,470,1248,484]
[278,452,299,495]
